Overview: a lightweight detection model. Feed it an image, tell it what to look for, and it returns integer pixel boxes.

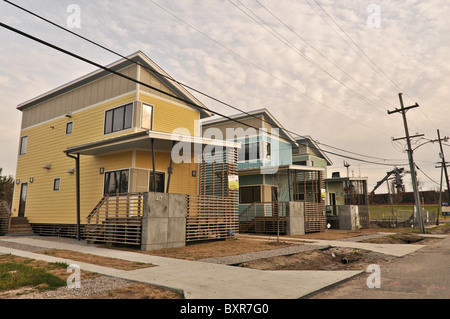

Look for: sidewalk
[0,234,436,299]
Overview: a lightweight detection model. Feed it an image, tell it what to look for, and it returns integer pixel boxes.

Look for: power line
[146,0,395,139]
[228,0,392,118]
[253,0,398,111]
[0,8,416,168]
[306,0,438,132]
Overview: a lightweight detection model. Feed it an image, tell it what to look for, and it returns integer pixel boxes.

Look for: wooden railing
[0,201,11,236]
[304,202,326,233]
[239,202,288,234]
[86,193,143,245]
[186,195,239,242]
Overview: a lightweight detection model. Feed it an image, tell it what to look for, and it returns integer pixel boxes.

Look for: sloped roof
[295,136,333,166]
[202,108,298,145]
[17,51,212,118]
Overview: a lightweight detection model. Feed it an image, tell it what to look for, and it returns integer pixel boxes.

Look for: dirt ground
[1,225,448,299]
[238,247,398,271]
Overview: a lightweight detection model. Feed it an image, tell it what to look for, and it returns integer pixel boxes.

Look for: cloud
[0,0,448,192]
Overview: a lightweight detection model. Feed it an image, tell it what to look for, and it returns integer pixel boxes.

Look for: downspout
[166,141,175,193]
[151,138,156,192]
[65,152,81,241]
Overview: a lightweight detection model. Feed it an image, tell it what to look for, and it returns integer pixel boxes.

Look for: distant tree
[0,168,14,208]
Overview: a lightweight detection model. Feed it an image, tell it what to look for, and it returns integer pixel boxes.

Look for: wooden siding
[21,65,137,129]
[134,150,198,195]
[139,67,191,108]
[139,92,201,136]
[12,93,138,224]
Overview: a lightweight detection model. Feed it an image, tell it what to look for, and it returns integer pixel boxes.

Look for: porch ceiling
[64,130,241,156]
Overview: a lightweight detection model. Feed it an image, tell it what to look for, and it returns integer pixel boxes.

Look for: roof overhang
[18,51,212,119]
[238,164,325,176]
[201,108,298,146]
[64,130,240,156]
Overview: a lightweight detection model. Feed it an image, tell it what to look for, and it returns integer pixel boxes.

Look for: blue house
[202,109,327,233]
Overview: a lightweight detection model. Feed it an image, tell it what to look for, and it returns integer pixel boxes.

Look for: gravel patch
[3,276,133,299]
[199,244,326,265]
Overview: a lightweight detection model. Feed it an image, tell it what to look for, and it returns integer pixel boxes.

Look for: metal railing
[86,193,143,245]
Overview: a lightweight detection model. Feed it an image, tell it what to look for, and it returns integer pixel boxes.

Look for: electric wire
[228,0,391,118]
[254,0,398,110]
[1,20,413,170]
[3,0,407,165]
[306,0,439,133]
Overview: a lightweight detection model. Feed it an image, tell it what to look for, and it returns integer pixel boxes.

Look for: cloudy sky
[1,0,449,194]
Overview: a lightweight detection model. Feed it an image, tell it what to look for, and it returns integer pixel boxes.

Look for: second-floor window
[239,142,260,161]
[66,121,73,135]
[104,103,133,134]
[19,136,28,155]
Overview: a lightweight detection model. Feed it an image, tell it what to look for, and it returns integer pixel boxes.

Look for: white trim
[53,177,61,192]
[141,103,154,130]
[19,135,28,155]
[21,91,137,131]
[65,121,73,135]
[103,102,134,136]
[18,52,142,109]
[138,90,202,114]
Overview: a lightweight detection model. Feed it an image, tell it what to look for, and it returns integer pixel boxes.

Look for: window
[239,186,261,204]
[149,172,165,193]
[141,104,153,130]
[66,121,73,135]
[19,136,28,155]
[239,142,260,161]
[104,103,133,134]
[53,178,61,191]
[104,169,129,195]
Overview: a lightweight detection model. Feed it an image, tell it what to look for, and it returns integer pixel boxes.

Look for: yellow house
[11,51,229,239]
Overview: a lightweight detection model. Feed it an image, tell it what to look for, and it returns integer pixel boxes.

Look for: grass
[369,204,440,219]
[0,257,66,292]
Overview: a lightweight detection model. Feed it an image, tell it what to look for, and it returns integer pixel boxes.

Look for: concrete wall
[286,201,305,235]
[338,205,360,230]
[141,192,186,251]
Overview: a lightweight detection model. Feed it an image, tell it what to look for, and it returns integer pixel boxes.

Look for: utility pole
[388,93,425,234]
[344,161,350,178]
[437,129,450,201]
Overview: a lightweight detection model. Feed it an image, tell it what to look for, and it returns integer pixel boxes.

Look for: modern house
[292,136,333,178]
[11,51,239,248]
[202,109,327,234]
[325,174,370,230]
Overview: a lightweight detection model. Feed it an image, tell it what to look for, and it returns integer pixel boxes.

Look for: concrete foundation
[286,201,305,235]
[141,192,186,251]
[338,205,360,231]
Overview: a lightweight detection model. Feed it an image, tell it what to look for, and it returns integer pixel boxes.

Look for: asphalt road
[307,234,450,299]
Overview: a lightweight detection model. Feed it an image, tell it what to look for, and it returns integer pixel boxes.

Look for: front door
[149,172,165,193]
[18,182,28,217]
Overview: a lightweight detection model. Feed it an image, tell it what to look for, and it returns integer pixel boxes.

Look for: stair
[8,217,34,236]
